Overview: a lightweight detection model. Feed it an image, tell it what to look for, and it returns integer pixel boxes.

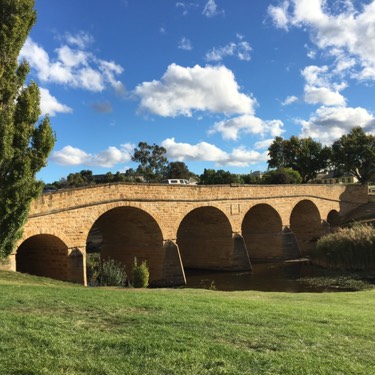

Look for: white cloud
[135,64,256,117]
[254,139,274,150]
[205,36,252,62]
[208,115,284,141]
[268,1,290,30]
[202,0,224,18]
[268,0,375,81]
[161,138,266,167]
[301,65,347,106]
[51,144,133,167]
[282,95,298,106]
[39,88,72,116]
[304,85,346,106]
[19,34,124,92]
[300,105,375,144]
[178,37,193,51]
[64,31,94,49]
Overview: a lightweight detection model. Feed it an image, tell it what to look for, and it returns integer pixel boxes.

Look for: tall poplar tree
[0,0,55,258]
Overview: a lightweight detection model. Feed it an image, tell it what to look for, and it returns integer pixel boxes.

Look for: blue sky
[20,0,375,183]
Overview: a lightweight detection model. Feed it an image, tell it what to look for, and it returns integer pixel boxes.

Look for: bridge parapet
[32,183,368,217]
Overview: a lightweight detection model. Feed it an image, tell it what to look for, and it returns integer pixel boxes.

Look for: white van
[162,178,197,185]
[162,179,190,185]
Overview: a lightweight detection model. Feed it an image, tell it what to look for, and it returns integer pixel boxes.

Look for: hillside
[1,271,375,374]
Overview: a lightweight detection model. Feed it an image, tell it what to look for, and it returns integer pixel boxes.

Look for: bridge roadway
[1,183,369,286]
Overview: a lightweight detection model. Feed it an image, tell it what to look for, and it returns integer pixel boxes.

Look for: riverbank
[0,271,374,374]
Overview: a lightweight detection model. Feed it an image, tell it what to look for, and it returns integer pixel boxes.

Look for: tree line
[46,127,375,189]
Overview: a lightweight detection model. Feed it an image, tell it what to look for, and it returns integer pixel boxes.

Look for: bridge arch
[290,199,326,255]
[177,206,236,270]
[16,234,70,281]
[86,206,166,284]
[242,204,283,262]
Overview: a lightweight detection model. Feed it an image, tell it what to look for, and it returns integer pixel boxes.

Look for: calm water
[184,261,335,292]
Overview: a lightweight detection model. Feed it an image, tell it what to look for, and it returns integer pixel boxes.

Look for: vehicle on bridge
[162,179,197,185]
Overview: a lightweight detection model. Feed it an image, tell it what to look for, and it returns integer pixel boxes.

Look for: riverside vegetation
[0,271,375,374]
[87,255,149,288]
[313,224,375,271]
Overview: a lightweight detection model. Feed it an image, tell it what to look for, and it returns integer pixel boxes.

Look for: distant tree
[262,168,302,184]
[165,161,195,180]
[113,171,126,182]
[0,0,55,258]
[132,142,168,182]
[241,173,262,184]
[268,136,330,183]
[104,172,114,183]
[66,170,93,187]
[199,169,241,185]
[331,127,375,184]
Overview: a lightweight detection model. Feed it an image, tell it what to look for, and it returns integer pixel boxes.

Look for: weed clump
[131,258,149,288]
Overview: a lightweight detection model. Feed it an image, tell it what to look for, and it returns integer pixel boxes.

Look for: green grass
[1,271,375,374]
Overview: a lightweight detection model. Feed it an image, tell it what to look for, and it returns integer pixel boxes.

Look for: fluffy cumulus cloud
[135,63,256,117]
[20,32,124,93]
[208,115,284,141]
[301,65,347,106]
[300,106,375,144]
[161,138,267,167]
[39,88,72,116]
[268,0,375,80]
[51,143,133,167]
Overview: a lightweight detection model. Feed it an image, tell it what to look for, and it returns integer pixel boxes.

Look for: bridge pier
[156,240,186,287]
[68,247,86,285]
[232,233,252,271]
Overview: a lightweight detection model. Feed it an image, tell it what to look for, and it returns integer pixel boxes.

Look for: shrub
[132,258,149,288]
[86,255,127,287]
[99,258,127,287]
[314,224,375,270]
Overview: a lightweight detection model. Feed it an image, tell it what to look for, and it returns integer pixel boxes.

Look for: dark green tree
[268,136,329,183]
[67,170,93,187]
[132,142,168,182]
[165,161,196,180]
[0,0,55,258]
[199,169,242,185]
[331,127,375,184]
[262,167,302,184]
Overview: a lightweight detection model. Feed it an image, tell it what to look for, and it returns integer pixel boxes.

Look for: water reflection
[184,261,328,292]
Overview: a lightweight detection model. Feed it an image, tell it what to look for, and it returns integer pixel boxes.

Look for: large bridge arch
[242,204,284,262]
[87,206,172,285]
[16,234,69,281]
[290,199,327,255]
[176,206,250,271]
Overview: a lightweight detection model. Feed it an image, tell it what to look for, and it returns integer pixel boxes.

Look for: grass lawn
[0,271,374,375]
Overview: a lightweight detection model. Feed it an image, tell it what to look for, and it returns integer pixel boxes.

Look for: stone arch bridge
[2,183,369,286]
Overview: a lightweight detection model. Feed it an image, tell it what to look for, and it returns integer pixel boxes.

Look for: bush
[86,255,127,287]
[132,258,149,288]
[314,224,375,270]
[100,258,127,287]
